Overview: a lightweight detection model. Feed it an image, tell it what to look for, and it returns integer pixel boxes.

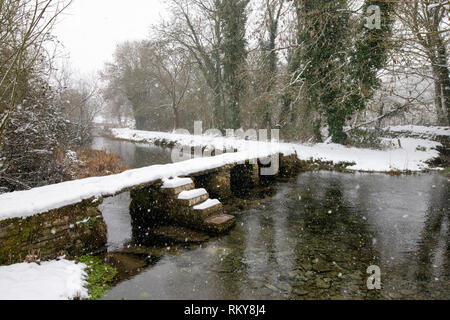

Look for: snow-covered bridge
[0,135,298,265]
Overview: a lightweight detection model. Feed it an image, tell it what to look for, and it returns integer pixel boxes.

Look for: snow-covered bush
[0,84,79,192]
[346,128,384,150]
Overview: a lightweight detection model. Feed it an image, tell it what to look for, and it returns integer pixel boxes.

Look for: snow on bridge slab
[162,177,194,189]
[194,199,221,211]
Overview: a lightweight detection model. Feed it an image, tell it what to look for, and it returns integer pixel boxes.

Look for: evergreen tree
[350,0,395,114]
[283,0,395,143]
[258,0,284,130]
[296,0,352,143]
[219,0,249,129]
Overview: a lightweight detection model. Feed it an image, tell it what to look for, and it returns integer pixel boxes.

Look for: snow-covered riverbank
[112,128,444,173]
[384,125,450,139]
[0,259,88,300]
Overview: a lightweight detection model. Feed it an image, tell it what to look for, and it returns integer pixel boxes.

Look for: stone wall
[0,199,107,266]
[129,181,176,241]
[231,163,260,194]
[129,182,213,239]
[191,166,233,200]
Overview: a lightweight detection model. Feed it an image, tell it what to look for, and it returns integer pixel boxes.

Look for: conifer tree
[219,0,249,129]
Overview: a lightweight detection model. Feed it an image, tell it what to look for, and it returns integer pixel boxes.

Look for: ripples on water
[94,137,450,300]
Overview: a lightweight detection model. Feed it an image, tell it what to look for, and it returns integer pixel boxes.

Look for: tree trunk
[173,106,180,130]
[433,73,446,125]
[376,103,384,133]
[436,37,450,125]
[135,115,146,130]
[427,11,450,126]
[432,59,450,126]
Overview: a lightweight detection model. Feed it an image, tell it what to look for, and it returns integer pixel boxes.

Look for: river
[92,136,449,300]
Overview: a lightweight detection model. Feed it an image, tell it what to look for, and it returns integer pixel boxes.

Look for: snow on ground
[384,125,450,138]
[0,259,88,300]
[292,137,440,172]
[0,128,444,221]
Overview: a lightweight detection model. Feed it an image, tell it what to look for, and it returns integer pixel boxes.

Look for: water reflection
[99,193,133,252]
[92,136,173,169]
[102,171,449,300]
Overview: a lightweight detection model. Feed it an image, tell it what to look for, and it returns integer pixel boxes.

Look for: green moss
[78,255,118,300]
[86,216,98,229]
[440,168,450,174]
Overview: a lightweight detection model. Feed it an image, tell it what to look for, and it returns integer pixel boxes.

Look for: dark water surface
[95,137,450,300]
[92,136,173,169]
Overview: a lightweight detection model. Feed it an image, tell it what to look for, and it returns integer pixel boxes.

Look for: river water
[93,136,449,300]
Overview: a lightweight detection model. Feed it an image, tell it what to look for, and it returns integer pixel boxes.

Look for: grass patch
[71,148,128,179]
[79,255,118,300]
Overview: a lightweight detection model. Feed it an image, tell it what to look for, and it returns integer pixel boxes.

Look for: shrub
[70,148,128,179]
[346,128,384,150]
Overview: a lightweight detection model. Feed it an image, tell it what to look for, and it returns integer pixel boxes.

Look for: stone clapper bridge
[0,137,301,265]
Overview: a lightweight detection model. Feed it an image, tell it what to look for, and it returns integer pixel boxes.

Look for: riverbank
[111,127,448,173]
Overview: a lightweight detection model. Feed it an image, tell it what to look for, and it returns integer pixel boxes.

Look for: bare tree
[0,0,72,139]
[158,0,227,128]
[101,41,162,130]
[55,71,103,145]
[149,40,193,130]
[101,40,198,131]
[395,0,450,125]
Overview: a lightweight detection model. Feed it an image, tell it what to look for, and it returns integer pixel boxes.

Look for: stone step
[203,214,236,234]
[161,177,195,196]
[178,188,209,207]
[193,199,223,219]
[148,226,210,244]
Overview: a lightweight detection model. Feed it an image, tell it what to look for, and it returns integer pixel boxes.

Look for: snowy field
[0,259,88,300]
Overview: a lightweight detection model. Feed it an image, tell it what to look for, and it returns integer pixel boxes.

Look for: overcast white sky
[54,0,167,76]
